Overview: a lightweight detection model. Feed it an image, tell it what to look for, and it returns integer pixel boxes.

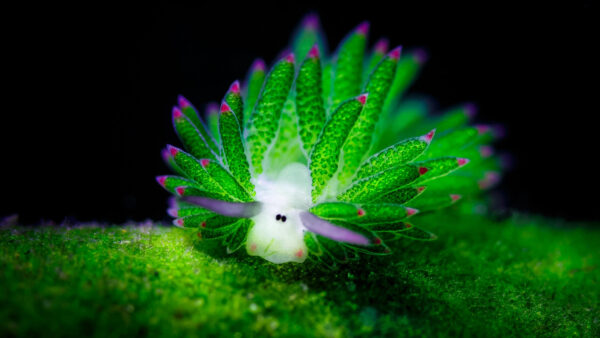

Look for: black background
[2,5,597,224]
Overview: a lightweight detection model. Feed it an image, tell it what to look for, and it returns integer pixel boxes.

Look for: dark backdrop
[2,5,596,224]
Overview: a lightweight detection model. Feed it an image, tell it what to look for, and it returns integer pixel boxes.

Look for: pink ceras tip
[422,129,436,144]
[374,38,389,54]
[229,80,240,94]
[308,44,320,58]
[174,218,184,227]
[419,167,429,175]
[252,59,266,72]
[220,101,231,113]
[457,158,470,166]
[357,93,368,105]
[175,187,185,196]
[177,95,190,108]
[357,208,365,217]
[200,159,210,168]
[285,53,295,63]
[417,186,426,193]
[388,46,402,60]
[156,176,167,187]
[167,145,178,157]
[356,21,370,35]
[406,208,418,217]
[172,106,183,119]
[303,13,319,30]
[450,194,462,202]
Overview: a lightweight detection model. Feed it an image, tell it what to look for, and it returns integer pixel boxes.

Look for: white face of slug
[246,163,311,264]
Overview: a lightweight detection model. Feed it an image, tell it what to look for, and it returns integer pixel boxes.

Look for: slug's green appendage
[218,101,254,195]
[296,44,326,156]
[246,55,295,175]
[156,14,504,266]
[338,46,402,186]
[331,22,368,108]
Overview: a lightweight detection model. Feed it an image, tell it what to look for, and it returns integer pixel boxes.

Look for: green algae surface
[1,212,599,337]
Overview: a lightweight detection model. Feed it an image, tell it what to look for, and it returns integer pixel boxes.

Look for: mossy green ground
[1,212,599,337]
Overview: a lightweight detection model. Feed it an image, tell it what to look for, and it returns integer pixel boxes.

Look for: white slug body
[246,163,312,264]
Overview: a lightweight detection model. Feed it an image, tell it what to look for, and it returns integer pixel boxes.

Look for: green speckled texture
[338,165,421,202]
[310,202,358,219]
[219,110,254,195]
[179,214,240,229]
[243,65,265,127]
[246,58,295,175]
[170,147,225,194]
[200,159,253,202]
[173,114,217,161]
[4,215,598,336]
[373,187,422,204]
[331,29,366,108]
[315,203,414,224]
[181,105,218,153]
[173,206,214,218]
[310,97,364,202]
[224,89,244,128]
[354,136,429,181]
[339,54,398,186]
[414,157,464,184]
[265,96,304,175]
[177,186,233,202]
[159,175,202,194]
[296,53,326,156]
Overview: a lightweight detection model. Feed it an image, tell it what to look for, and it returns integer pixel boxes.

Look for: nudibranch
[157,14,502,266]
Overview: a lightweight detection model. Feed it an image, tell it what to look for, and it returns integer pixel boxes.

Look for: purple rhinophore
[299,212,370,246]
[302,13,319,30]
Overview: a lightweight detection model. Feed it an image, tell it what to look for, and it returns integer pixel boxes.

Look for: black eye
[275,214,281,220]
[281,215,287,222]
